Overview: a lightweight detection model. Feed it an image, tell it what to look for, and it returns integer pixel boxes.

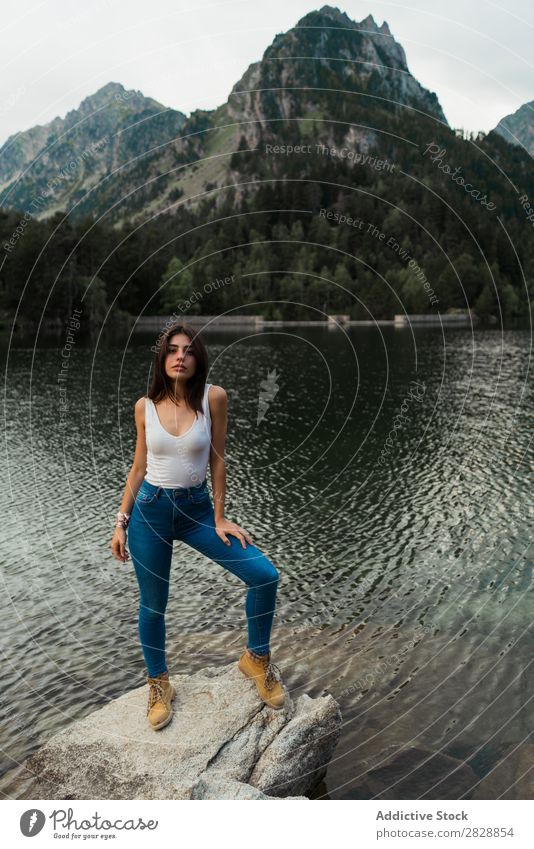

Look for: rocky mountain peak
[75,81,166,117]
[228,6,446,133]
[493,99,534,155]
[359,12,380,31]
[297,5,354,27]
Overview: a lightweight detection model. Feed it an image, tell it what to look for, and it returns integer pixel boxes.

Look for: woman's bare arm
[111,397,147,562]
[208,385,228,522]
[120,398,146,513]
[208,385,253,548]
[119,396,148,513]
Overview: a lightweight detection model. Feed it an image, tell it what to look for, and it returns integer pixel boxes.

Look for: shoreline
[130,312,480,332]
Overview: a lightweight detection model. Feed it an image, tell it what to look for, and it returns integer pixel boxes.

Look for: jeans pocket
[135,486,158,505]
[190,487,210,505]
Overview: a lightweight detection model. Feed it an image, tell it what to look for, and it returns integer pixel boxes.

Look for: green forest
[1,107,533,331]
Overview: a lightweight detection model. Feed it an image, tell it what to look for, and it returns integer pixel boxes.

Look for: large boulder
[25,661,341,800]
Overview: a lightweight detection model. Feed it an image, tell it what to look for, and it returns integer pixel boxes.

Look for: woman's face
[164,333,197,382]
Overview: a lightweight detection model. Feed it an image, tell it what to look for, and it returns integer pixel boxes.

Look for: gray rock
[26,661,341,800]
[190,776,307,800]
[249,693,343,797]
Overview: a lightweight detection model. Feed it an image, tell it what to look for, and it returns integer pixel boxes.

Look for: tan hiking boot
[146,671,176,730]
[237,647,285,709]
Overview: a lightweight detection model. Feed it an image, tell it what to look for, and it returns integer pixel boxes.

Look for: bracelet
[115,511,130,529]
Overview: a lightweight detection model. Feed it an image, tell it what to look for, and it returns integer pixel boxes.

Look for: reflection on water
[0,325,532,799]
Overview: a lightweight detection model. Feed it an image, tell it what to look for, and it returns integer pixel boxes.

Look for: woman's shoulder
[206,384,226,415]
[206,384,226,402]
[134,396,150,421]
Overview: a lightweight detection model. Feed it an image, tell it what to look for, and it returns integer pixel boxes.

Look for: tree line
[1,107,532,331]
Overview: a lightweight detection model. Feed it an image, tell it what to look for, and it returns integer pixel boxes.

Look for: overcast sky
[1,0,533,143]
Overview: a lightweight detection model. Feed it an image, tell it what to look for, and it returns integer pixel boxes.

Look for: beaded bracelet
[115,511,131,529]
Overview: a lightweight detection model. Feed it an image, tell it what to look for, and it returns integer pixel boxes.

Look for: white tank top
[144,383,212,488]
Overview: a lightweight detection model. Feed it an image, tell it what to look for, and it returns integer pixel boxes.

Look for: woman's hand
[111,527,129,562]
[215,518,253,549]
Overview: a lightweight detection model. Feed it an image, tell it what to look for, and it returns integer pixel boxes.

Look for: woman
[110,323,285,731]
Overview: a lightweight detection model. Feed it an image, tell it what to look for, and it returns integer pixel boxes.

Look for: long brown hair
[147,323,209,415]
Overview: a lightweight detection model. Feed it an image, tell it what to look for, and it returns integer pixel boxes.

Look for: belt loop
[156,487,162,499]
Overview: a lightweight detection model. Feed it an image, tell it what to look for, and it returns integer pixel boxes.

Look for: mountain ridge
[0,81,188,217]
[493,100,534,155]
[0,5,449,222]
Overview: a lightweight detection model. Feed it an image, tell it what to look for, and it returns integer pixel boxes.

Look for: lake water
[0,324,532,800]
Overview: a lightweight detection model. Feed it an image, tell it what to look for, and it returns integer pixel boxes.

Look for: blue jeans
[128,478,280,677]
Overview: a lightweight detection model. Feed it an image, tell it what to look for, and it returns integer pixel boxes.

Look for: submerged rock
[24,661,341,800]
[472,744,534,800]
[348,745,478,799]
